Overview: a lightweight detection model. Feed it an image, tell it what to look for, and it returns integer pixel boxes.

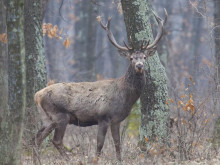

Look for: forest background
[0,0,220,164]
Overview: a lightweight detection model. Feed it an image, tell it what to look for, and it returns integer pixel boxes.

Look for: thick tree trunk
[73,1,98,81]
[0,0,26,164]
[0,0,8,121]
[121,0,169,148]
[0,0,8,162]
[24,0,47,142]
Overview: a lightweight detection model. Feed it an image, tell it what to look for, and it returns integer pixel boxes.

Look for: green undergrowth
[127,103,140,137]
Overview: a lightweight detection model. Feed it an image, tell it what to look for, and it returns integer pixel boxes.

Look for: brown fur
[34,61,146,161]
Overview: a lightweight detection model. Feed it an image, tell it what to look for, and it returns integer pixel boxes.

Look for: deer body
[35,65,145,127]
[34,9,167,161]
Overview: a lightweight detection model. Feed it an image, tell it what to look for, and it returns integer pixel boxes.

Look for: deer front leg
[111,123,121,161]
[96,121,108,158]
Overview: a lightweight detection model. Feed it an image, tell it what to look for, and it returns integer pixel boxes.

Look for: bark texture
[121,0,169,147]
[24,0,47,141]
[0,1,8,162]
[213,0,220,144]
[0,0,8,125]
[0,0,26,164]
[214,1,220,89]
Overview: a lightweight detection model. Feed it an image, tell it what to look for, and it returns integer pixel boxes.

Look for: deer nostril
[136,64,143,70]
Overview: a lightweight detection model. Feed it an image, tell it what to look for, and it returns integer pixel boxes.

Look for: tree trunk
[121,0,169,148]
[188,10,203,93]
[0,0,8,121]
[214,1,220,90]
[0,0,26,164]
[212,0,220,144]
[73,1,98,81]
[24,0,47,142]
[0,0,8,162]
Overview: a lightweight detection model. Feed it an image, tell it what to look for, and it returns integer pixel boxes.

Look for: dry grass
[22,82,220,165]
[22,121,220,165]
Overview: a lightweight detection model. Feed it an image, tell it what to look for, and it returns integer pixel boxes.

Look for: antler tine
[146,8,168,50]
[123,40,133,50]
[100,17,111,30]
[142,40,150,50]
[141,40,145,49]
[129,36,135,49]
[100,17,129,51]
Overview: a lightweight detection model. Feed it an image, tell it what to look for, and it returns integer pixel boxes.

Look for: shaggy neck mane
[119,64,146,97]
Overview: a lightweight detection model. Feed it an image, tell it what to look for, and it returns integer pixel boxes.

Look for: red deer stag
[34,9,167,161]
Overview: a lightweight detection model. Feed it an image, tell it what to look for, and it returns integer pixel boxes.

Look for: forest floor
[22,124,220,165]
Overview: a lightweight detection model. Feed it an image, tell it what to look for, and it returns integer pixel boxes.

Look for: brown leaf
[96,16,102,23]
[181,118,187,125]
[0,33,8,43]
[93,157,99,164]
[59,28,63,35]
[139,153,145,159]
[63,38,71,48]
[145,137,148,143]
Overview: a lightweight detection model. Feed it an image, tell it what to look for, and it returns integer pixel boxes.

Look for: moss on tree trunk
[24,0,47,142]
[121,0,170,148]
[0,0,26,164]
[0,1,9,162]
[0,0,8,127]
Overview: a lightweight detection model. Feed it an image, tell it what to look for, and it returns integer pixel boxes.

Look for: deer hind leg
[32,126,45,145]
[52,113,70,159]
[35,122,57,146]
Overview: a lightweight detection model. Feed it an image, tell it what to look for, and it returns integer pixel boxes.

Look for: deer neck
[121,64,146,97]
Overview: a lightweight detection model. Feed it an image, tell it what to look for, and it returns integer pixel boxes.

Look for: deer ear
[147,47,157,57]
[118,50,130,59]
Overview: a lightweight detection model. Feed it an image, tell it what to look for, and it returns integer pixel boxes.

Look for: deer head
[100,9,168,74]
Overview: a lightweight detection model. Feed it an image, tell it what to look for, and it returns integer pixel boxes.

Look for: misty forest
[0,0,220,164]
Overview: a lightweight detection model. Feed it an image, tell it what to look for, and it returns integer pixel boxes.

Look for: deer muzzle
[135,62,144,73]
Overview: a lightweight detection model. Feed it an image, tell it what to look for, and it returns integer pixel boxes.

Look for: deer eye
[130,57,133,61]
[144,56,147,59]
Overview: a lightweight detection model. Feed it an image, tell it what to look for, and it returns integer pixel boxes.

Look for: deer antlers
[100,17,132,51]
[100,8,168,52]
